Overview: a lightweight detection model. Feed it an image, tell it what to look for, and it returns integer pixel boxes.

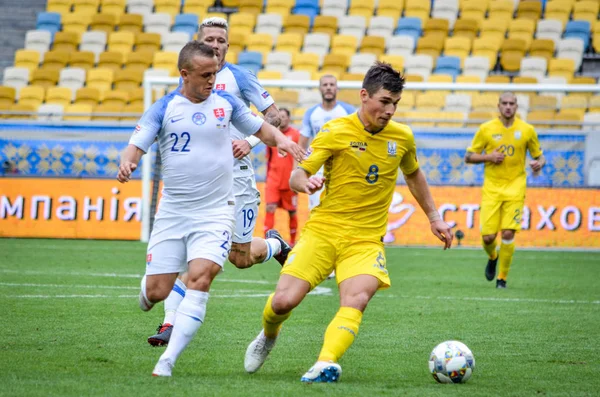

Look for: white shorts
[308,166,325,211]
[145,208,235,275]
[233,176,261,244]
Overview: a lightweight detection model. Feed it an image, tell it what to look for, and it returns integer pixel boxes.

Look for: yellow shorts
[480,199,524,236]
[281,226,391,291]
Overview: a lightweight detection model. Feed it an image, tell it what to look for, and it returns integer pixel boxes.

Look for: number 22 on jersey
[170,132,191,152]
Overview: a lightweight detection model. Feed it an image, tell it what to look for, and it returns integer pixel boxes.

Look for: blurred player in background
[264,108,301,245]
[465,92,545,289]
[147,17,294,347]
[118,42,304,377]
[244,62,453,383]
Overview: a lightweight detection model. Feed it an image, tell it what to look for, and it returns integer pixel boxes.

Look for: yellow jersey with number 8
[467,117,543,201]
[299,112,419,241]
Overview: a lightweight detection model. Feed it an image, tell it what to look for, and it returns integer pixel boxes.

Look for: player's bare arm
[404,168,453,249]
[529,154,546,173]
[298,135,310,151]
[289,168,325,194]
[465,149,505,165]
[117,144,145,183]
[254,123,305,162]
[235,105,283,159]
[262,103,281,128]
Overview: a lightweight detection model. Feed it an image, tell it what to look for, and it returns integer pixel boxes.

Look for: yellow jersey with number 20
[299,112,419,241]
[467,117,543,201]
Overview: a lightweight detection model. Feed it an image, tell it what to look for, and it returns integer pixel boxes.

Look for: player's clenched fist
[232,139,251,160]
[304,176,325,194]
[117,161,137,183]
[277,139,305,163]
[488,148,505,164]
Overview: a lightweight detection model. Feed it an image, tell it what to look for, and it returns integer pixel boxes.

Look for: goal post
[140,76,600,242]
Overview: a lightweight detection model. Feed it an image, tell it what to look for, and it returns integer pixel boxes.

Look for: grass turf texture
[1,239,599,397]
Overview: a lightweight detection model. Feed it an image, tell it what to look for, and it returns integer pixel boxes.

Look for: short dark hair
[362,62,405,96]
[178,41,215,71]
[279,107,290,117]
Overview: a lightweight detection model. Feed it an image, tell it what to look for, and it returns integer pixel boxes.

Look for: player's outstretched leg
[300,361,342,383]
[265,229,291,265]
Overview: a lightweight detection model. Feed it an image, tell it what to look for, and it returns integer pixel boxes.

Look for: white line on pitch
[379,294,600,305]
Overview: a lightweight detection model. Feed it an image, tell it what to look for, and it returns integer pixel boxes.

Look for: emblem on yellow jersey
[493,134,502,141]
[514,130,521,139]
[387,141,397,157]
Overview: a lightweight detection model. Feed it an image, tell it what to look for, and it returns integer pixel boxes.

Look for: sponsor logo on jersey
[214,108,225,121]
[387,141,397,157]
[350,141,368,152]
[261,91,270,98]
[493,134,502,141]
[514,130,521,139]
[133,124,141,134]
[146,253,152,266]
[215,83,226,91]
[192,112,206,125]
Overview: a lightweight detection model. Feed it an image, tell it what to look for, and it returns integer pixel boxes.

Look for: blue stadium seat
[172,14,199,37]
[36,12,61,37]
[564,20,591,51]
[434,56,461,78]
[238,51,263,74]
[395,17,422,41]
[293,0,320,25]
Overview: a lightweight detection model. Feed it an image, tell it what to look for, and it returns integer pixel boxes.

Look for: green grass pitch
[1,239,599,396]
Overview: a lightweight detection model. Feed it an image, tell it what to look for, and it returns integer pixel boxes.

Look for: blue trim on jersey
[339,101,356,114]
[143,90,177,130]
[215,90,246,115]
[225,62,254,102]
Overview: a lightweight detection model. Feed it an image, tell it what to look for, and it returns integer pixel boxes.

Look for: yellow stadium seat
[183,0,211,14]
[417,36,444,60]
[92,103,122,120]
[444,37,471,66]
[573,1,599,30]
[531,95,557,111]
[45,86,72,107]
[246,33,274,57]
[275,32,303,52]
[349,0,375,19]
[272,89,299,107]
[101,0,126,16]
[529,39,555,63]
[47,0,72,15]
[472,92,499,111]
[14,50,40,72]
[86,68,114,93]
[593,32,600,54]
[508,19,535,51]
[292,53,320,72]
[500,39,526,72]
[102,90,128,106]
[548,58,576,81]
[424,18,449,41]
[75,87,101,106]
[485,75,510,84]
[62,12,93,34]
[230,13,257,34]
[360,36,386,56]
[554,111,583,130]
[544,1,572,26]
[89,13,118,34]
[405,0,431,24]
[257,70,283,80]
[312,16,338,37]
[41,51,70,70]
[8,103,37,119]
[64,103,92,121]
[153,51,178,72]
[69,51,95,70]
[377,0,403,19]
[113,70,141,91]
[404,74,424,82]
[53,32,80,52]
[127,88,143,105]
[436,112,466,128]
[18,86,46,107]
[561,95,588,113]
[136,33,161,53]
[480,17,509,42]
[239,0,263,14]
[517,0,542,21]
[341,72,366,81]
[265,0,293,17]
[396,91,415,111]
[226,50,238,64]
[416,92,444,110]
[118,13,143,33]
[205,12,227,20]
[406,111,435,127]
[589,96,600,113]
[488,0,514,20]
[284,15,310,35]
[155,0,181,18]
[571,76,597,98]
[72,0,99,14]
[453,19,479,41]
[221,0,240,7]
[228,32,246,53]
[0,86,16,109]
[98,51,124,71]
[428,75,453,95]
[31,69,59,88]
[108,32,135,56]
[467,111,495,127]
[121,103,143,121]
[322,54,350,75]
[312,71,340,80]
[513,76,538,84]
[125,51,154,72]
[331,34,358,57]
[456,75,482,84]
[379,54,404,72]
[472,37,501,68]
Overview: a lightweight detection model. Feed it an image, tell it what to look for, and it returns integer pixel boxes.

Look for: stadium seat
[403,74,424,83]
[376,0,403,20]
[25,30,52,55]
[73,0,99,14]
[61,12,93,34]
[257,70,283,80]
[58,67,85,95]
[564,21,591,52]
[86,68,114,92]
[91,103,121,120]
[14,50,41,72]
[416,36,444,59]
[337,89,360,106]
[467,111,495,127]
[298,89,322,108]
[102,90,128,106]
[508,19,535,51]
[360,36,386,57]
[162,32,189,53]
[423,18,449,41]
[472,93,500,112]
[589,97,600,113]
[395,17,422,41]
[531,95,558,111]
[256,13,284,38]
[45,86,72,107]
[445,94,472,113]
[348,0,375,19]
[239,0,263,14]
[320,53,348,74]
[52,31,80,52]
[2,68,30,92]
[330,34,358,56]
[246,33,274,57]
[548,58,576,81]
[561,95,588,115]
[284,70,311,80]
[378,54,404,72]
[8,103,37,119]
[36,12,61,36]
[41,50,70,70]
[79,32,107,62]
[396,91,415,111]
[75,87,101,106]
[387,35,415,57]
[500,39,526,72]
[453,19,479,41]
[554,111,583,130]
[488,0,514,20]
[573,1,599,30]
[265,0,294,17]
[31,68,59,88]
[320,0,346,18]
[529,39,555,63]
[536,19,563,46]
[265,51,292,72]
[275,32,303,52]
[292,52,320,72]
[571,76,597,98]
[238,51,263,74]
[404,0,431,23]
[113,69,141,90]
[367,16,395,39]
[405,111,435,127]
[349,53,377,74]
[436,112,466,128]
[118,13,143,33]
[152,51,178,74]
[121,103,143,121]
[154,0,181,17]
[338,15,367,40]
[172,14,199,37]
[485,75,510,84]
[543,1,571,26]
[433,56,460,78]
[18,86,45,107]
[460,1,487,26]
[182,0,212,14]
[520,57,547,80]
[583,113,600,131]
[431,0,459,29]
[90,13,118,34]
[558,39,585,70]
[98,51,124,70]
[144,13,172,35]
[517,0,542,21]
[284,14,311,35]
[37,103,64,121]
[127,88,143,106]
[404,54,433,80]
[444,37,471,66]
[63,103,92,121]
[107,31,135,56]
[472,37,500,68]
[0,86,16,109]
[125,51,153,72]
[135,33,161,53]
[101,0,126,16]
[456,75,482,84]
[303,33,331,57]
[47,0,72,15]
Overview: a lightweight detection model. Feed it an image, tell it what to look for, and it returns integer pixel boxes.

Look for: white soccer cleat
[300,361,342,383]
[152,358,174,377]
[139,290,155,312]
[244,330,277,373]
[327,270,336,280]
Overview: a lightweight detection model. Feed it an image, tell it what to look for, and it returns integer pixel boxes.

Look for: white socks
[261,238,282,263]
[159,289,208,365]
[163,278,187,325]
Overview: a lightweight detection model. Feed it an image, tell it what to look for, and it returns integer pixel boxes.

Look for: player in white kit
[298,75,356,210]
[146,17,295,347]
[117,42,304,377]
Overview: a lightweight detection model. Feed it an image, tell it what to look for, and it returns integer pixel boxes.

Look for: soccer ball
[428,340,475,384]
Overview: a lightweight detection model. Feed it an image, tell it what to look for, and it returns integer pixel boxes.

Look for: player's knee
[186,273,213,291]
[482,235,496,245]
[341,292,371,312]
[266,204,277,213]
[146,286,171,303]
[272,291,299,314]
[229,253,254,269]
[501,230,515,240]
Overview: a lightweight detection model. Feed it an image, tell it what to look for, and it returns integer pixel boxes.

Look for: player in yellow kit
[243,62,453,383]
[466,92,545,289]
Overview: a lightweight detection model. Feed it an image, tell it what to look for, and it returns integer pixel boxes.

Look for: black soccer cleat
[496,279,507,289]
[148,323,173,347]
[266,229,291,266]
[485,256,499,281]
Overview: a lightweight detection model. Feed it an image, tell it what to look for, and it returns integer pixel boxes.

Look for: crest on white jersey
[192,112,206,125]
[215,83,226,91]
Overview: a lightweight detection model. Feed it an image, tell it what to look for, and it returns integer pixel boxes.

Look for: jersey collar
[354,111,385,135]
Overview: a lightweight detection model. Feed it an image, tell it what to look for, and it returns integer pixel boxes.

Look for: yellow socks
[483,238,498,260]
[317,307,363,363]
[498,239,515,280]
[262,293,292,338]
